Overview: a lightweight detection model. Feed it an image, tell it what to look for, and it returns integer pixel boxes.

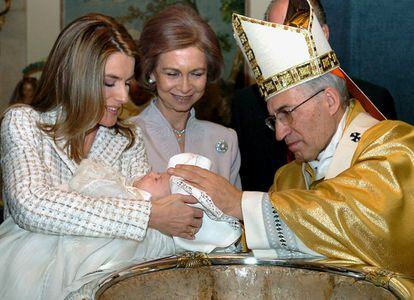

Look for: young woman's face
[151,46,208,117]
[100,52,135,127]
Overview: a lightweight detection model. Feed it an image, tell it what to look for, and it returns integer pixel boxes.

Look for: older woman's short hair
[137,4,223,92]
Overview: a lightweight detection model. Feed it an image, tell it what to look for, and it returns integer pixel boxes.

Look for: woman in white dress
[132,4,242,189]
[0,13,203,300]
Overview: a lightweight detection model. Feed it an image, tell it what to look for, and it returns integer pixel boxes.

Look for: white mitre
[232,0,339,100]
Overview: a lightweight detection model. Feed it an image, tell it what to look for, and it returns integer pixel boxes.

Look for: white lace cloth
[69,159,152,201]
[168,153,242,253]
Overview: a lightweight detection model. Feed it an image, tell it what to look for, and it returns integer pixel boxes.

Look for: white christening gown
[0,159,175,300]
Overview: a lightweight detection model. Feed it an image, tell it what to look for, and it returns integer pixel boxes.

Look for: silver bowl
[94,253,414,299]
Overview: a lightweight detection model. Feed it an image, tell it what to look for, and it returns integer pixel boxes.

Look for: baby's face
[135,171,171,200]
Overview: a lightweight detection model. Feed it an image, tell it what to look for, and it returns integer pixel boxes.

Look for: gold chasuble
[269,101,414,276]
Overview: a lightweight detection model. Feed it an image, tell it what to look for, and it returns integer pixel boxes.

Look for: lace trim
[170,177,241,231]
[262,195,306,257]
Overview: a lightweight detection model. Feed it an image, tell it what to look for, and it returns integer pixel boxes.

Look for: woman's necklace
[173,128,186,143]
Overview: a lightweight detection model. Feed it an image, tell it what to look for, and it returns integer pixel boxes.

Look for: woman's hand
[167,165,243,220]
[149,194,203,240]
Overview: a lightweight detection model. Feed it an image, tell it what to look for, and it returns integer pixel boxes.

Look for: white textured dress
[0,106,175,300]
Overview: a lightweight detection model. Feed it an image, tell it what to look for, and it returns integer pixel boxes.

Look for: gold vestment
[269,101,414,276]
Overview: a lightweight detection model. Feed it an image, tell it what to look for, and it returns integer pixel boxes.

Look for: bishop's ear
[323,86,342,116]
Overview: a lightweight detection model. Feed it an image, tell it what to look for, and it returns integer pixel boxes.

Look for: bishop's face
[267,85,337,162]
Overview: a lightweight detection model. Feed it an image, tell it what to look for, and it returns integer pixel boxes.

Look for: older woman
[133,4,241,188]
[0,13,201,299]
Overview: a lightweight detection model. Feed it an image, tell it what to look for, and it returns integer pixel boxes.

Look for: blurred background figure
[9,76,38,105]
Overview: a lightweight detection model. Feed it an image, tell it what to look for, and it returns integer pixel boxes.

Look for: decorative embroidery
[170,177,241,231]
[350,132,361,142]
[272,208,288,247]
[232,14,340,99]
[262,196,314,258]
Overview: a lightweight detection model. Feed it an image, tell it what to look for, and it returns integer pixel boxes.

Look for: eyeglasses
[265,89,325,131]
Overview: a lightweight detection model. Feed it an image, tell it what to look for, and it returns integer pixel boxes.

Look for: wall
[246,0,268,19]
[0,0,266,114]
[0,0,26,113]
[27,0,60,64]
[322,0,414,124]
[0,0,59,114]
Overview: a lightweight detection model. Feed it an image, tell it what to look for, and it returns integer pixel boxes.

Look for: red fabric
[331,68,346,80]
[332,68,386,121]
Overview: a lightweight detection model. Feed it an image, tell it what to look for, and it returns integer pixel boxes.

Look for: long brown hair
[137,4,223,93]
[32,13,138,162]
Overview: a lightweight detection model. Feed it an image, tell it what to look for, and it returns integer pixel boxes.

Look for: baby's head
[135,171,171,200]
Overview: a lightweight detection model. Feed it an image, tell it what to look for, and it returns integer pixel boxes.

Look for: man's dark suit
[231,80,397,192]
[231,84,287,192]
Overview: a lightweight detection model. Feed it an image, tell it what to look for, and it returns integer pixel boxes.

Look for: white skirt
[0,217,175,300]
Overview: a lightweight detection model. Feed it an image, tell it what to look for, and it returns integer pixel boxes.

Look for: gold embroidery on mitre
[258,51,339,99]
[232,14,310,85]
[307,13,318,60]
[232,7,340,100]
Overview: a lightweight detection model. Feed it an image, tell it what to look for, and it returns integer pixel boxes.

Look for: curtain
[322,0,414,124]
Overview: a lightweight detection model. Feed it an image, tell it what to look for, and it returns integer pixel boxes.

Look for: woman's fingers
[148,194,204,239]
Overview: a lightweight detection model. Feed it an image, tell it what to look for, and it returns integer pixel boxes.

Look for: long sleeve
[1,107,151,241]
[270,120,414,276]
[228,128,242,189]
[241,191,320,258]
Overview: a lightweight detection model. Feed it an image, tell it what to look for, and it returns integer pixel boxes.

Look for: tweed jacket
[133,99,242,189]
[1,105,151,241]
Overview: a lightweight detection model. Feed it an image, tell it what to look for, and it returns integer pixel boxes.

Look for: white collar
[308,107,349,180]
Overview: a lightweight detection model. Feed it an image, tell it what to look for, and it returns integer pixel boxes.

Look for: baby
[69,153,241,253]
[133,171,171,201]
[69,159,169,201]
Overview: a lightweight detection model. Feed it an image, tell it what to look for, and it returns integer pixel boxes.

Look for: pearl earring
[148,77,155,84]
